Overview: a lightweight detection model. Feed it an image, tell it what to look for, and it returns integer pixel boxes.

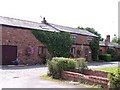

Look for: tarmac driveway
[0,65,88,88]
[1,61,119,88]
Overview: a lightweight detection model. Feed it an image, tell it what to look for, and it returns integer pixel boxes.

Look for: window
[70,47,75,54]
[38,46,46,55]
[70,34,77,43]
[99,49,102,55]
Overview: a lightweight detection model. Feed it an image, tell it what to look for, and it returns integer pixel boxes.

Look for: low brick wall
[72,69,109,78]
[83,69,109,78]
[61,69,110,88]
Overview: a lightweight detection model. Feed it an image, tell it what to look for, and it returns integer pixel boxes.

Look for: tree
[78,26,104,41]
[112,36,120,44]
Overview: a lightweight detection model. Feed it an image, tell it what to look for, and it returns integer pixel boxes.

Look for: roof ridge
[0,16,41,24]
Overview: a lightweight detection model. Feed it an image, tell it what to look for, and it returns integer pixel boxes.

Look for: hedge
[99,54,111,62]
[47,57,76,79]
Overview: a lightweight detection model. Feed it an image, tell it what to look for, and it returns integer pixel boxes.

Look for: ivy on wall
[90,38,99,61]
[32,30,72,57]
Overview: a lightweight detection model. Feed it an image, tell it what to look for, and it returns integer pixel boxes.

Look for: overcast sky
[0,0,119,40]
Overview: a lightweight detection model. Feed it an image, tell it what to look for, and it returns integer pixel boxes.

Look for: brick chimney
[105,35,110,46]
[105,39,108,46]
[106,35,110,43]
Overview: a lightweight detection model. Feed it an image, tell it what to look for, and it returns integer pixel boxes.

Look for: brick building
[99,35,120,55]
[0,16,98,65]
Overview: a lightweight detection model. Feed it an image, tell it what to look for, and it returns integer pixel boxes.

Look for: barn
[0,16,98,65]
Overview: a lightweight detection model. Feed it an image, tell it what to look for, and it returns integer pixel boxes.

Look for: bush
[112,55,120,61]
[75,58,88,72]
[47,57,76,79]
[108,73,120,88]
[99,54,111,62]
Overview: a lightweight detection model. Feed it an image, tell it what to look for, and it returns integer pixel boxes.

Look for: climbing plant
[90,38,99,61]
[32,30,72,57]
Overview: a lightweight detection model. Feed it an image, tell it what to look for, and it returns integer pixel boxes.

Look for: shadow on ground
[1,65,47,70]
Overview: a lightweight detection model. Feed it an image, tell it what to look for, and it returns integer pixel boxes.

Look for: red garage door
[2,45,17,65]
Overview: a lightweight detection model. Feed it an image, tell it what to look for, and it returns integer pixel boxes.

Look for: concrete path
[0,65,88,88]
[88,61,119,69]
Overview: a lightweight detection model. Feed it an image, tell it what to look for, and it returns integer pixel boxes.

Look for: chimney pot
[42,17,47,24]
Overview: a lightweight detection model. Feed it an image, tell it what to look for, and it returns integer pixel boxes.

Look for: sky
[0,0,119,40]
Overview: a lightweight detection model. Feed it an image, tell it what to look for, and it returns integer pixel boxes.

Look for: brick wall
[2,25,49,64]
[72,45,92,61]
[61,69,110,88]
[99,46,107,54]
[2,25,94,64]
[72,35,94,61]
[100,46,120,56]
[116,48,120,56]
[76,35,90,45]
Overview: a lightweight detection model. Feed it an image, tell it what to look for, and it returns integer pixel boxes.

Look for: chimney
[41,17,47,24]
[105,39,108,46]
[105,35,110,46]
[106,35,110,43]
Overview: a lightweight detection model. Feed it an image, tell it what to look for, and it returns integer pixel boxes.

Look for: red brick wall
[2,25,49,64]
[2,25,94,64]
[116,48,120,56]
[83,69,109,78]
[100,46,120,56]
[99,46,107,54]
[72,35,94,61]
[72,45,92,61]
[76,35,90,45]
[61,69,109,88]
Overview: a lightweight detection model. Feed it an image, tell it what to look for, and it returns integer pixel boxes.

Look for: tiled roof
[50,23,97,37]
[0,16,98,37]
[99,41,120,48]
[0,16,58,32]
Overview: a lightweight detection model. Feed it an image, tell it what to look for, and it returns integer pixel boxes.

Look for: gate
[2,45,17,65]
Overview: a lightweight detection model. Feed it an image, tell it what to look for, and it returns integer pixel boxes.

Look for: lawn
[95,66,120,73]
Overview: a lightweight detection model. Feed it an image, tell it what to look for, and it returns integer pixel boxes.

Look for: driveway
[0,65,88,88]
[1,61,119,88]
[88,61,119,69]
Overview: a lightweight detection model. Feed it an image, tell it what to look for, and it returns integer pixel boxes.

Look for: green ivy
[32,30,72,57]
[90,38,99,61]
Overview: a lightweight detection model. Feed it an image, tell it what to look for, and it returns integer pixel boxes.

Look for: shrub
[47,57,76,79]
[112,55,120,61]
[75,58,88,72]
[107,47,116,57]
[99,54,111,62]
[108,72,120,88]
